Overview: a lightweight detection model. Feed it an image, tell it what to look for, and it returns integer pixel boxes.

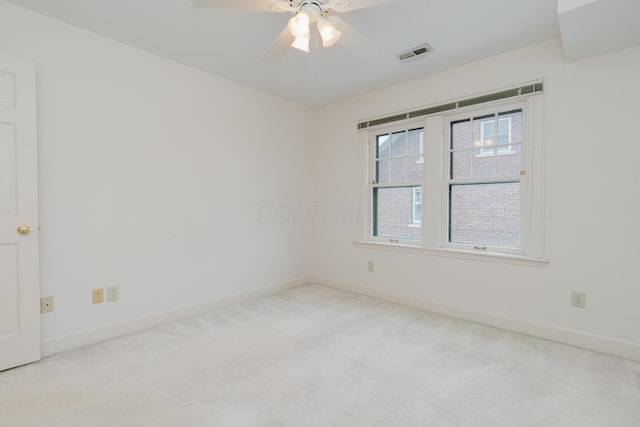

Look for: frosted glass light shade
[288,12,310,38]
[317,17,341,47]
[291,36,310,52]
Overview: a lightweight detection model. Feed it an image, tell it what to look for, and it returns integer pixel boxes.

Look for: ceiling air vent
[398,44,433,63]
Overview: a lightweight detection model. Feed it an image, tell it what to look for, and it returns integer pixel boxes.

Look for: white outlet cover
[40,296,54,314]
[107,286,119,302]
[571,291,586,308]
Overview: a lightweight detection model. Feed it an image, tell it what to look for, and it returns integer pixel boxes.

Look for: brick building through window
[370,108,523,249]
[448,109,522,249]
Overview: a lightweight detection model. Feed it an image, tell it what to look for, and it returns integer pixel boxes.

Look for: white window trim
[355,92,547,266]
[367,121,424,244]
[352,241,549,267]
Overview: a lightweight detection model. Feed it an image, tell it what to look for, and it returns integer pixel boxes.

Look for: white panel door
[0,54,39,371]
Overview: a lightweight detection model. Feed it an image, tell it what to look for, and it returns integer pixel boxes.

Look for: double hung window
[361,86,544,262]
[370,126,424,241]
[446,105,523,252]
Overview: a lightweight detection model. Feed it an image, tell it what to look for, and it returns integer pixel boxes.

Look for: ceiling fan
[191,0,391,59]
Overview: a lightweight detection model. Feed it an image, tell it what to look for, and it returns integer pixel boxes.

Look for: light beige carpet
[1,284,639,426]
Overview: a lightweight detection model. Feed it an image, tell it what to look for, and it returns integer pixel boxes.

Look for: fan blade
[337,0,394,13]
[262,27,295,61]
[332,17,375,59]
[191,0,273,11]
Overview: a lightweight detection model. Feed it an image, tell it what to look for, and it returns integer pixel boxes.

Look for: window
[412,187,422,225]
[448,108,523,251]
[370,125,424,241]
[359,87,545,263]
[479,116,514,155]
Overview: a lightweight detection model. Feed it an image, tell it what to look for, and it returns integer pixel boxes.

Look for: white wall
[2,0,639,361]
[311,39,640,359]
[0,2,312,346]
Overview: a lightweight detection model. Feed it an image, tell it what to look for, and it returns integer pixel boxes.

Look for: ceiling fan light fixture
[291,35,310,52]
[317,17,341,47]
[288,11,310,38]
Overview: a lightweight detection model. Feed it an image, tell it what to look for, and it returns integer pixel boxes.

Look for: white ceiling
[558,0,640,62]
[0,0,574,106]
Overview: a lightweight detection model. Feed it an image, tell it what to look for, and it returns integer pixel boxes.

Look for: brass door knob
[17,225,31,235]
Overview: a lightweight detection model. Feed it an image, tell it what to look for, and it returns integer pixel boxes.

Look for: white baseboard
[311,276,640,362]
[41,277,309,358]
[42,276,640,362]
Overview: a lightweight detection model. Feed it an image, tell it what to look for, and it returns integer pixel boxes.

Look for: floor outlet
[92,288,104,304]
[571,290,586,308]
[368,261,375,272]
[107,286,119,302]
[40,296,54,314]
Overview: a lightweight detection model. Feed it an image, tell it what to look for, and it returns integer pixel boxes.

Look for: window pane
[377,134,390,159]
[498,119,509,137]
[451,119,472,150]
[449,182,520,248]
[390,158,407,182]
[496,144,522,176]
[472,148,496,178]
[373,186,421,240]
[451,149,472,179]
[482,120,496,138]
[407,128,424,155]
[391,131,407,157]
[413,187,422,224]
[376,159,390,183]
[407,155,423,181]
[499,110,522,135]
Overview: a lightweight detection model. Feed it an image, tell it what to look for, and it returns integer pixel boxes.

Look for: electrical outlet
[40,296,54,314]
[571,291,586,308]
[107,286,119,302]
[92,288,104,304]
[368,261,375,272]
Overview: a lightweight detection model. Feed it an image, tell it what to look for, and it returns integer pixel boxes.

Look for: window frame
[367,121,425,244]
[358,90,546,266]
[443,101,525,255]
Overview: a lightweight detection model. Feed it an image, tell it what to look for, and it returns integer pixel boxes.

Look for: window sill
[353,241,549,267]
